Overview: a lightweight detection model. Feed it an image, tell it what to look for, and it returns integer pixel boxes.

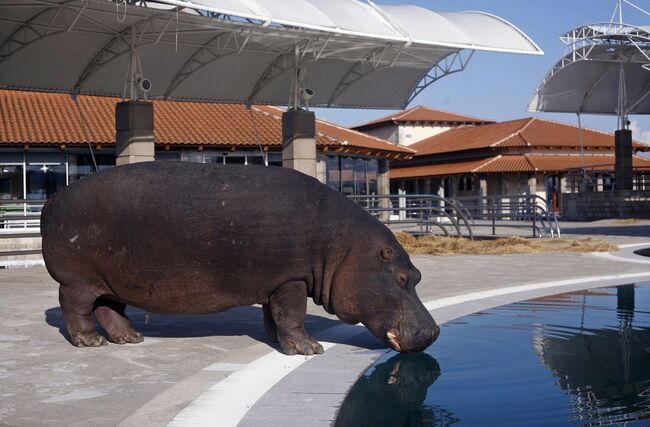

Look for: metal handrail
[0,199,44,260]
[450,194,561,238]
[349,194,474,239]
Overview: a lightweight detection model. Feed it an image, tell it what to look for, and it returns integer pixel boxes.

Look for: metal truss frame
[402,49,473,108]
[0,0,495,106]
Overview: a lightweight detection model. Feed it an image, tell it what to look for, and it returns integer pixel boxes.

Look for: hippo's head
[330,230,440,353]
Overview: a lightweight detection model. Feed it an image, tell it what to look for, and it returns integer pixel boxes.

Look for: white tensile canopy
[528,23,650,119]
[0,0,541,109]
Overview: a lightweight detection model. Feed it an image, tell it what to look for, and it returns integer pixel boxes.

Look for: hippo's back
[41,162,358,312]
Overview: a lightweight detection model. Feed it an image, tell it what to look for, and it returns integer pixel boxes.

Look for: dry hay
[614,218,643,225]
[395,233,617,256]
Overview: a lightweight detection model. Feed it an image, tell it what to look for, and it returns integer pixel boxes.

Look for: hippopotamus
[41,162,439,355]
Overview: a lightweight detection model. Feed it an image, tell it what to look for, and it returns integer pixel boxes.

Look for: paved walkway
[1,225,650,426]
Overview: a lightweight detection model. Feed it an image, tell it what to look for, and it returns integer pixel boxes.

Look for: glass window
[247,155,266,166]
[354,158,368,196]
[26,163,66,200]
[203,151,224,164]
[267,153,282,167]
[225,156,245,164]
[181,151,204,163]
[340,157,355,196]
[0,165,23,200]
[367,159,378,195]
[156,151,181,162]
[68,154,114,182]
[326,156,341,191]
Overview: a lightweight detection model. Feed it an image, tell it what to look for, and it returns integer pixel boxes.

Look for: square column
[377,159,390,220]
[615,129,633,190]
[282,109,316,178]
[115,100,155,166]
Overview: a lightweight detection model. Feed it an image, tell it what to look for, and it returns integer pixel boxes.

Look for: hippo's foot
[94,299,144,345]
[107,328,144,345]
[267,281,324,356]
[278,333,324,356]
[59,285,108,348]
[70,331,108,347]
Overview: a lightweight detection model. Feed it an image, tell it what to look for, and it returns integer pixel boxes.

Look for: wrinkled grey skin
[41,162,439,355]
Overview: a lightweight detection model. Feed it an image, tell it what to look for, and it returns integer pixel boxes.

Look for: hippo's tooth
[386,331,401,351]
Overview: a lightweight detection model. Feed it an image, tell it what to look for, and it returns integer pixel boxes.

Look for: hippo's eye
[396,272,407,287]
[380,247,394,262]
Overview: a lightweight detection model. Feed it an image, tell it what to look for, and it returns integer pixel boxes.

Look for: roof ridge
[523,154,538,171]
[490,118,534,147]
[391,105,421,121]
[529,116,616,137]
[473,155,502,173]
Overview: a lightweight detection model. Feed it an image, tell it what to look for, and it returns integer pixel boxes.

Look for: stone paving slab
[1,229,650,426]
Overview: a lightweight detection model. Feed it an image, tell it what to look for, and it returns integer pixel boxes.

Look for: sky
[312,0,650,143]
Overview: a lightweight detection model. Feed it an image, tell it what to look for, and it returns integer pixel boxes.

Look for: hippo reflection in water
[41,162,440,355]
[336,353,457,426]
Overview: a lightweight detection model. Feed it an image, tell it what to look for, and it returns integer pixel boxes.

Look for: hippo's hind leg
[59,285,107,347]
[93,296,144,345]
[267,281,324,356]
[262,304,278,343]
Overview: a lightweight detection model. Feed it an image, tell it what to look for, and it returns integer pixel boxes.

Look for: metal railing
[564,166,650,193]
[351,194,561,239]
[349,194,474,239]
[450,194,561,238]
[0,199,44,258]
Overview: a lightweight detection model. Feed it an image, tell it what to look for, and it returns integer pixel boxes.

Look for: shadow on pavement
[44,305,384,351]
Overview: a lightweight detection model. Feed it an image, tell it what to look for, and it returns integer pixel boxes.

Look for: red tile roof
[391,157,500,179]
[0,90,413,159]
[391,154,650,178]
[353,105,495,131]
[409,117,650,156]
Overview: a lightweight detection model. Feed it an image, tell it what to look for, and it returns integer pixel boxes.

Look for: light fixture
[40,165,49,173]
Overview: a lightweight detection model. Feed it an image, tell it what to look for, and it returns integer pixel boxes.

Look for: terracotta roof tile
[0,90,413,158]
[409,118,533,155]
[391,154,650,178]
[353,105,495,130]
[408,117,650,156]
[391,157,499,179]
[480,155,534,173]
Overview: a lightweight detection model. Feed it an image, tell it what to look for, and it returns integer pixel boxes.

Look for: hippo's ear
[380,246,395,262]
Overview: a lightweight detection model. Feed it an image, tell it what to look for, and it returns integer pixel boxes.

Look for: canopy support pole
[282,44,317,179]
[115,100,155,166]
[615,62,633,190]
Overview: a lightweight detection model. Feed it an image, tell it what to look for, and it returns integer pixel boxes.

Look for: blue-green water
[336,283,650,427]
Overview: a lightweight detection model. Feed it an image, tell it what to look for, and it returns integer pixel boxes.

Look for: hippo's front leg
[266,281,324,356]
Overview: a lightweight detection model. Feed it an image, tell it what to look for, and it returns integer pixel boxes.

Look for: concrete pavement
[1,225,650,426]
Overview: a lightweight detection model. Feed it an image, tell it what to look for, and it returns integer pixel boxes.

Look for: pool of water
[336,283,650,427]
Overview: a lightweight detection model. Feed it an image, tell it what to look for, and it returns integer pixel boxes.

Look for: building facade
[0,90,413,201]
[384,117,650,210]
[353,105,495,147]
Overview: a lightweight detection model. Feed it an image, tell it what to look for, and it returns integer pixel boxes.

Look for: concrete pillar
[377,159,389,194]
[479,176,488,218]
[282,109,316,178]
[115,100,155,166]
[527,175,537,195]
[615,129,633,190]
[377,159,390,220]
